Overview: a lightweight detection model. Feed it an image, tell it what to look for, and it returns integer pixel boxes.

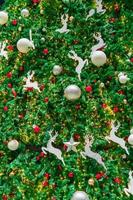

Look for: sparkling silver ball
[64,85,81,100]
[17,38,32,53]
[0,11,8,25]
[8,140,19,151]
[21,9,30,17]
[100,82,105,88]
[53,65,62,75]
[91,51,107,66]
[128,134,133,146]
[71,191,89,200]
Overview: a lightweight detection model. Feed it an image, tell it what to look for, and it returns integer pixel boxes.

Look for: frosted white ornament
[17,30,35,53]
[8,140,19,151]
[130,128,133,135]
[128,134,133,146]
[21,9,29,17]
[118,72,129,84]
[0,11,8,25]
[71,191,89,200]
[64,85,81,100]
[53,65,62,75]
[91,50,106,66]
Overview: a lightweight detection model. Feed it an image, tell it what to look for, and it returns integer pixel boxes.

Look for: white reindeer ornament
[91,32,106,53]
[105,121,129,155]
[124,171,133,196]
[42,131,65,165]
[87,0,106,19]
[68,50,88,81]
[0,42,8,59]
[56,14,70,34]
[23,71,40,92]
[81,136,107,170]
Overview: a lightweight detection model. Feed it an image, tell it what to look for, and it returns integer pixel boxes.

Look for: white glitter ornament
[53,65,62,75]
[8,140,19,151]
[118,72,129,84]
[71,191,89,200]
[91,50,107,66]
[0,11,8,25]
[17,30,35,53]
[128,128,133,146]
[21,9,30,17]
[64,85,81,100]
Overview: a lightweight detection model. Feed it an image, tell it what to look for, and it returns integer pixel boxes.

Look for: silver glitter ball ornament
[21,9,29,17]
[64,85,81,100]
[71,191,89,200]
[91,50,107,66]
[8,140,19,151]
[53,65,62,75]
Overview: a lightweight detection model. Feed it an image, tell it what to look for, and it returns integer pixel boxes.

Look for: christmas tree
[0,0,133,200]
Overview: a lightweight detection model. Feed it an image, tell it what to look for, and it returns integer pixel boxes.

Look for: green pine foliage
[0,0,133,199]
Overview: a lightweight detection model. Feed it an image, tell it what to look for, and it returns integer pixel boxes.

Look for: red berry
[117,90,124,95]
[44,173,50,179]
[2,195,8,200]
[114,177,122,184]
[114,4,120,13]
[68,172,74,178]
[8,83,12,88]
[74,133,80,141]
[109,18,116,23]
[40,84,45,91]
[113,106,119,113]
[33,125,40,133]
[42,181,49,187]
[40,151,46,157]
[6,72,12,78]
[36,156,40,161]
[75,104,81,110]
[18,114,24,119]
[44,97,49,103]
[27,87,33,92]
[12,20,17,26]
[58,165,62,171]
[85,85,92,92]
[63,144,68,151]
[102,103,107,109]
[43,48,49,55]
[7,45,14,51]
[19,66,24,71]
[95,172,104,180]
[130,58,133,63]
[3,106,8,111]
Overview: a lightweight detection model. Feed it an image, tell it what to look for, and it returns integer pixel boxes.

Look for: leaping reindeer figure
[91,32,106,53]
[42,130,65,165]
[23,71,40,92]
[124,171,133,196]
[81,136,107,170]
[68,50,88,81]
[86,0,106,19]
[0,42,8,60]
[105,121,129,155]
[56,14,70,34]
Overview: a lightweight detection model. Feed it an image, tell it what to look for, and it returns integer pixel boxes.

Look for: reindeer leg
[41,147,47,154]
[105,136,110,143]
[80,152,86,159]
[124,188,130,197]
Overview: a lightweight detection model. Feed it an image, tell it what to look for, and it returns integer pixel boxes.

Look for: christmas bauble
[53,65,62,75]
[71,191,89,200]
[118,74,128,84]
[130,128,133,135]
[128,134,133,145]
[0,11,8,25]
[64,85,81,100]
[17,38,32,53]
[7,140,19,151]
[21,9,29,17]
[91,51,107,66]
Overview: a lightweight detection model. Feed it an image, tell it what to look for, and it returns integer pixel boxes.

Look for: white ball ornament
[53,65,62,75]
[0,11,8,25]
[8,140,19,151]
[17,38,33,53]
[71,191,89,200]
[64,85,81,100]
[130,128,133,135]
[21,9,30,17]
[91,51,107,66]
[118,73,129,84]
[128,134,133,146]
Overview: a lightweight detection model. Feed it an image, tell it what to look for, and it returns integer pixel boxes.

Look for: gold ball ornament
[88,178,95,186]
[0,11,8,25]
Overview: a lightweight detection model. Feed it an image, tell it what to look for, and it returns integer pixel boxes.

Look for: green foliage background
[0,0,133,199]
